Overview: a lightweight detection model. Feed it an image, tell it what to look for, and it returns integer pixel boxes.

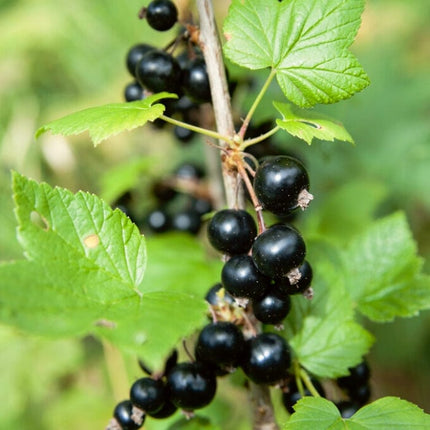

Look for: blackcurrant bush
[221,255,270,300]
[204,283,234,306]
[126,44,154,77]
[337,361,370,391]
[124,81,144,102]
[275,260,313,295]
[145,208,171,233]
[136,50,182,93]
[171,209,201,234]
[241,332,291,385]
[195,321,245,369]
[252,224,306,278]
[146,0,178,32]
[166,362,217,410]
[252,289,291,325]
[182,58,211,103]
[130,377,166,414]
[207,209,257,255]
[113,400,143,430]
[253,155,311,215]
[282,378,325,414]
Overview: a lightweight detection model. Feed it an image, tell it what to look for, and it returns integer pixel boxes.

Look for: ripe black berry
[130,377,166,414]
[204,283,234,306]
[275,260,313,295]
[171,209,201,234]
[242,332,291,385]
[337,361,370,391]
[124,81,144,102]
[349,383,371,406]
[190,197,212,217]
[252,224,306,278]
[166,362,217,410]
[336,401,359,418]
[146,0,178,32]
[282,378,325,414]
[113,400,143,429]
[252,289,291,325]
[207,209,257,255]
[147,400,177,419]
[145,208,171,233]
[253,155,311,215]
[174,162,205,180]
[136,50,182,93]
[126,44,154,77]
[195,322,245,369]
[221,255,270,299]
[182,58,211,103]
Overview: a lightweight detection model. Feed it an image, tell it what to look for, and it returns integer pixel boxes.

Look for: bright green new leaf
[342,212,430,322]
[274,102,354,145]
[284,396,430,429]
[223,0,369,107]
[284,254,374,378]
[35,93,176,145]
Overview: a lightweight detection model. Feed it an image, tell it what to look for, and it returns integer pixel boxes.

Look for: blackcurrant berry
[190,197,212,217]
[337,361,370,391]
[253,155,312,215]
[113,400,143,430]
[174,162,205,180]
[182,58,211,103]
[195,322,245,369]
[241,333,291,385]
[171,209,201,234]
[166,362,217,410]
[252,289,291,325]
[336,401,359,419]
[146,0,178,32]
[124,81,144,102]
[282,378,325,414]
[221,255,270,300]
[275,260,313,295]
[130,377,166,414]
[349,383,371,406]
[204,283,234,306]
[147,400,177,419]
[126,44,154,77]
[207,209,257,255]
[252,224,306,279]
[136,50,182,93]
[145,208,171,233]
[151,181,177,203]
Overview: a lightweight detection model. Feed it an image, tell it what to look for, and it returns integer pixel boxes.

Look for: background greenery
[0,0,429,428]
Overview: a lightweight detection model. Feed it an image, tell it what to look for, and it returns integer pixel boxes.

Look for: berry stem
[299,368,321,398]
[241,125,281,150]
[159,114,233,144]
[238,68,277,140]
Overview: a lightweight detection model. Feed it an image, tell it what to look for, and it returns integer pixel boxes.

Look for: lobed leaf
[35,93,176,145]
[223,0,369,107]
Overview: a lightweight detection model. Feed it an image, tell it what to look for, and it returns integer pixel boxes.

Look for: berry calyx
[253,155,312,215]
[166,362,217,410]
[242,332,291,385]
[195,321,245,369]
[204,283,234,306]
[146,0,178,32]
[252,289,291,325]
[207,209,257,255]
[113,400,144,430]
[130,377,166,414]
[252,224,306,279]
[275,260,313,295]
[221,254,270,300]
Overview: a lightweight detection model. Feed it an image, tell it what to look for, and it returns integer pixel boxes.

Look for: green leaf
[1,173,216,368]
[35,93,176,145]
[223,0,369,107]
[284,396,430,429]
[284,248,374,378]
[342,212,430,322]
[274,102,354,145]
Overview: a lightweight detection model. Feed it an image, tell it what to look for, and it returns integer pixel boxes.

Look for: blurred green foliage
[0,0,429,428]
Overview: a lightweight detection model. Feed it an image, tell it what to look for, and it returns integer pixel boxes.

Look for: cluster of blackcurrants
[124,0,215,144]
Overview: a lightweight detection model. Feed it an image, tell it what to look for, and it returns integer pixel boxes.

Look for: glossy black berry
[174,162,205,180]
[204,283,234,306]
[242,332,291,385]
[195,322,245,369]
[146,0,178,32]
[349,383,371,406]
[113,400,143,430]
[336,401,359,418]
[275,260,313,295]
[207,209,257,255]
[282,378,325,414]
[182,58,211,103]
[126,44,154,77]
[136,50,182,93]
[146,208,171,233]
[253,155,311,215]
[190,197,212,217]
[174,125,195,143]
[252,224,306,278]
[221,255,270,300]
[252,289,291,325]
[124,81,144,102]
[171,209,201,234]
[147,400,177,419]
[337,361,370,391]
[166,362,217,410]
[130,377,166,414]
